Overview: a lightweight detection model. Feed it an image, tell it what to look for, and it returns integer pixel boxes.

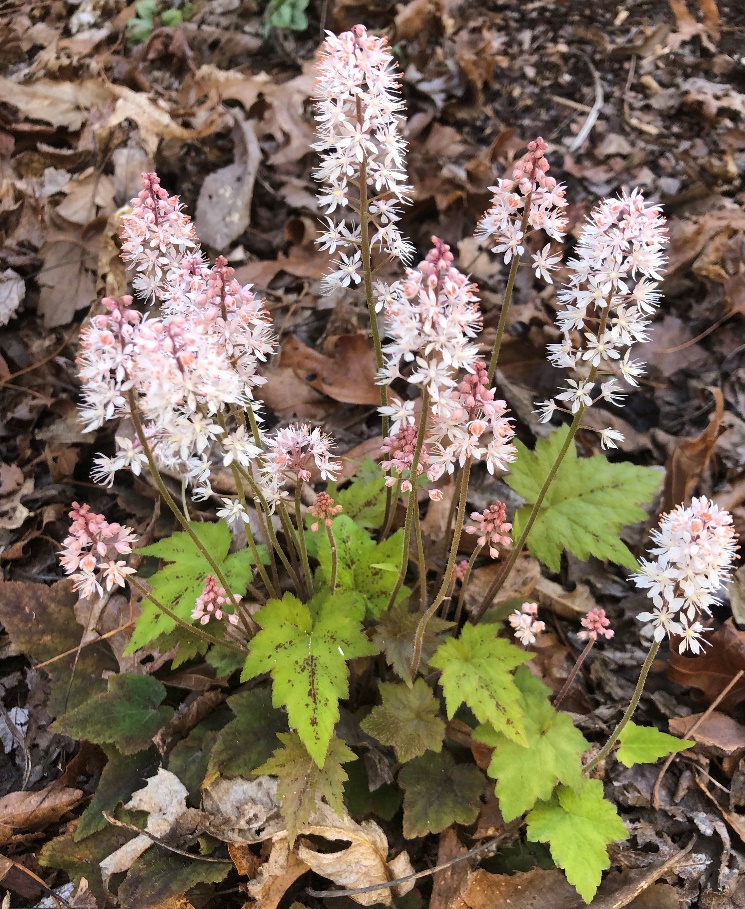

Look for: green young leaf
[474,668,588,821]
[526,779,628,903]
[361,680,446,763]
[505,425,662,571]
[205,687,287,786]
[76,746,159,841]
[372,598,452,685]
[52,674,173,755]
[616,721,694,768]
[160,8,184,26]
[126,521,255,654]
[430,623,532,745]
[398,750,486,839]
[334,458,387,529]
[206,644,246,679]
[256,732,356,845]
[315,515,408,618]
[241,592,377,766]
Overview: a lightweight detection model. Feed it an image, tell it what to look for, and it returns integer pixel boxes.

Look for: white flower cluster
[634,497,738,654]
[535,189,668,450]
[377,237,516,490]
[313,24,414,294]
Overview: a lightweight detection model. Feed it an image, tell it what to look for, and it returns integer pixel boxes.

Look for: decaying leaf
[0,77,112,129]
[245,837,310,909]
[195,112,261,251]
[668,618,745,710]
[0,783,82,846]
[298,801,415,907]
[668,710,745,761]
[0,462,33,531]
[280,334,380,406]
[463,555,540,617]
[37,239,97,327]
[200,775,284,844]
[0,268,24,326]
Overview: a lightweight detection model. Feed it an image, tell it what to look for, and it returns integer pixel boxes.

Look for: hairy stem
[278,502,306,599]
[451,543,482,628]
[295,483,313,596]
[553,638,595,709]
[325,523,338,593]
[583,640,660,773]
[413,504,427,612]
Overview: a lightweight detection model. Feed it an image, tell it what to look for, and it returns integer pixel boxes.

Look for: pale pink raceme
[380,423,433,494]
[465,502,512,559]
[634,497,738,654]
[476,138,567,280]
[192,575,240,626]
[578,608,614,642]
[313,25,414,294]
[59,503,137,598]
[509,601,546,646]
[378,239,517,490]
[309,492,343,531]
[260,424,341,510]
[535,188,668,450]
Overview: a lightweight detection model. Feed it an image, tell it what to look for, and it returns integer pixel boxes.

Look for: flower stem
[387,390,431,612]
[295,484,314,596]
[553,638,595,709]
[278,502,306,599]
[409,461,472,680]
[583,640,660,774]
[128,391,258,636]
[413,504,427,612]
[381,478,401,540]
[451,543,482,628]
[326,523,338,592]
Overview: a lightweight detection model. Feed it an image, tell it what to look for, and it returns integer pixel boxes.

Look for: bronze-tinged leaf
[0,580,116,714]
[280,334,379,406]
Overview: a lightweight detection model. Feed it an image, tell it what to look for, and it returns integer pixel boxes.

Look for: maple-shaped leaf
[205,687,287,786]
[398,749,486,839]
[474,667,588,821]
[373,599,452,685]
[52,674,173,755]
[315,515,408,618]
[505,425,662,571]
[361,680,445,763]
[430,623,532,745]
[126,521,256,653]
[526,779,628,902]
[256,732,356,845]
[617,721,694,768]
[332,458,387,530]
[241,592,377,766]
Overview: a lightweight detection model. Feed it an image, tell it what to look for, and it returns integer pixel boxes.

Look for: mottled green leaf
[361,680,445,763]
[117,847,230,909]
[398,750,486,839]
[506,425,662,571]
[52,674,173,755]
[242,592,376,766]
[256,732,356,844]
[372,598,452,685]
[430,623,531,745]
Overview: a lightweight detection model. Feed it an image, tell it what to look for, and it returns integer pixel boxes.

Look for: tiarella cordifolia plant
[53,23,741,908]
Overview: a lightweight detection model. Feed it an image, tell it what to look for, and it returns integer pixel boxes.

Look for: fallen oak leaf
[280,333,379,406]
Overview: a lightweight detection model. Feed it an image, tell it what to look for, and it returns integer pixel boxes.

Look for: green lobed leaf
[505,424,662,571]
[205,687,287,786]
[474,667,588,821]
[361,680,446,763]
[315,515,408,618]
[51,674,173,755]
[616,721,694,768]
[76,746,159,841]
[126,521,255,655]
[526,779,628,903]
[334,458,387,530]
[117,847,230,909]
[255,732,356,845]
[168,709,230,800]
[241,592,377,766]
[372,598,452,685]
[430,623,532,745]
[398,749,486,839]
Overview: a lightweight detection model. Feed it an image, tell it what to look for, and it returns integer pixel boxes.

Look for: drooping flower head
[476,137,567,281]
[535,188,668,450]
[313,25,414,293]
[634,496,738,654]
[59,503,137,598]
[192,575,241,626]
[465,502,512,559]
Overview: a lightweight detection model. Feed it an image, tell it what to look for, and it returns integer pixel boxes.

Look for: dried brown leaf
[0,783,82,845]
[280,333,379,406]
[464,555,540,616]
[668,618,745,710]
[0,78,111,130]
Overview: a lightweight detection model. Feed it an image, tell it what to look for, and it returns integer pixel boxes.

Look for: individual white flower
[531,244,562,282]
[216,497,249,528]
[378,397,416,434]
[599,428,625,449]
[556,379,594,413]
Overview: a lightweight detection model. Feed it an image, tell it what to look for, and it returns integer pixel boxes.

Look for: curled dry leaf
[463,555,540,616]
[0,268,24,326]
[0,783,83,846]
[668,711,745,762]
[0,463,33,531]
[244,837,310,909]
[280,334,380,406]
[534,577,597,621]
[195,112,261,251]
[668,619,745,710]
[200,776,284,844]
[298,801,415,907]
[0,77,111,129]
